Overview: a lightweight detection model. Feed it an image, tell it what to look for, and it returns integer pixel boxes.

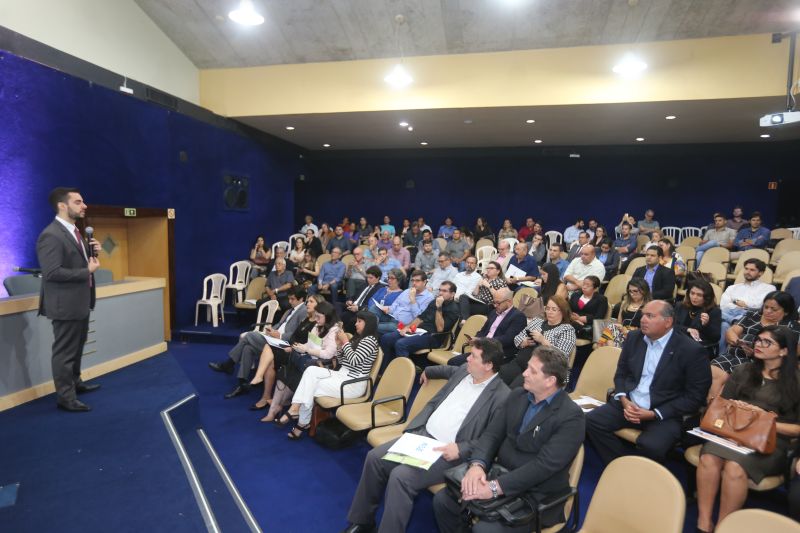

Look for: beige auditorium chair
[366,377,447,448]
[427,314,487,365]
[569,346,621,403]
[716,509,800,533]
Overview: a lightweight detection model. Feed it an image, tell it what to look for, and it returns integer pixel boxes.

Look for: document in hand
[383,432,447,470]
[400,328,427,337]
[505,264,528,279]
[573,395,605,413]
[263,336,290,349]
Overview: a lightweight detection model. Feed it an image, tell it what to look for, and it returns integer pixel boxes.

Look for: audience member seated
[506,242,539,291]
[208,287,311,401]
[403,222,422,247]
[566,231,590,261]
[319,223,334,252]
[416,216,432,234]
[289,237,307,265]
[308,247,346,299]
[437,217,456,241]
[380,281,460,364]
[631,247,676,301]
[417,229,440,254]
[614,221,638,268]
[341,266,384,334]
[327,225,353,255]
[433,346,585,533]
[637,208,660,236]
[353,217,373,245]
[718,258,776,353]
[429,253,458,292]
[569,276,608,340]
[367,268,405,327]
[727,205,746,231]
[494,239,513,270]
[343,247,372,302]
[529,233,547,264]
[563,217,585,246]
[709,291,799,402]
[586,300,711,464]
[544,242,569,279]
[500,295,576,386]
[473,216,494,244]
[377,230,393,251]
[445,229,470,269]
[304,228,324,257]
[379,215,396,237]
[732,211,770,260]
[563,245,606,293]
[535,263,569,303]
[249,235,271,278]
[343,339,510,533]
[453,256,482,306]
[363,234,380,259]
[374,270,434,335]
[399,218,411,238]
[388,236,411,272]
[615,213,640,237]
[589,225,609,248]
[785,275,800,314]
[695,212,738,266]
[696,325,800,533]
[497,218,518,241]
[610,278,652,331]
[658,238,686,278]
[373,247,401,282]
[294,250,318,289]
[266,246,295,274]
[517,217,536,242]
[587,218,599,238]
[459,261,508,319]
[596,239,620,280]
[674,280,721,356]
[258,258,295,314]
[414,240,437,277]
[276,311,380,440]
[300,215,319,237]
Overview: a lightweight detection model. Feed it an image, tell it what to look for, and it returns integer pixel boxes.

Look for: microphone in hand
[85,226,97,258]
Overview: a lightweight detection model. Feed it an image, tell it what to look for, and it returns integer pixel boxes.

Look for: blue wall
[297,144,799,235]
[0,52,300,326]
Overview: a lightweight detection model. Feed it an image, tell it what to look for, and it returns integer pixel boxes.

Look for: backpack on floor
[312,417,359,449]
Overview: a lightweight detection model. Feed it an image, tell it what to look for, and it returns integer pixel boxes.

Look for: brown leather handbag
[700,396,777,454]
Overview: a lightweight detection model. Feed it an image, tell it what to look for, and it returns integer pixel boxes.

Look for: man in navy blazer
[586,300,711,464]
[632,247,676,300]
[36,187,101,412]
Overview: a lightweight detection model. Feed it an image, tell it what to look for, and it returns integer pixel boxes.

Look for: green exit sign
[124,208,137,217]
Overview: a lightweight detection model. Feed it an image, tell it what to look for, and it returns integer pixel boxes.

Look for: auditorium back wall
[0,52,299,325]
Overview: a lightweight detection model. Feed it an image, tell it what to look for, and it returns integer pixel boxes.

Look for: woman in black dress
[696,325,800,532]
[673,279,721,356]
[569,275,608,340]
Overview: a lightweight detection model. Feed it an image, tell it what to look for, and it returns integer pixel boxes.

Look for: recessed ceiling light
[613,55,648,78]
[228,0,264,26]
[526,119,535,124]
[665,115,676,120]
[533,139,543,144]
[398,121,409,127]
[760,134,770,138]
[635,137,645,142]
[464,119,473,125]
[285,126,295,131]
[322,143,331,148]
[407,126,414,132]
[420,142,428,146]
[384,64,413,89]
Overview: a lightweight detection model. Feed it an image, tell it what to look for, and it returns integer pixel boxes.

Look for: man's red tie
[73,227,93,287]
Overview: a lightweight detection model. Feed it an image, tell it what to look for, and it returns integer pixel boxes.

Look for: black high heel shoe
[288,423,310,440]
[274,410,299,427]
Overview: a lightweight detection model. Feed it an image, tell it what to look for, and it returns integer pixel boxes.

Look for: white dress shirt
[453,271,482,301]
[425,373,497,443]
[719,279,777,312]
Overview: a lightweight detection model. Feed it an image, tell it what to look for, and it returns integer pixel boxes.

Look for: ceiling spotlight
[398,121,409,127]
[322,143,331,148]
[464,119,473,125]
[420,141,428,146]
[384,64,413,89]
[228,0,264,26]
[407,126,414,132]
[525,119,535,124]
[635,137,645,142]
[533,139,543,144]
[285,126,295,131]
[613,55,648,78]
[665,115,676,120]
[760,134,771,138]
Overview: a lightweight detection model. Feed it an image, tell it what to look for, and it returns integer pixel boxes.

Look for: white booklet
[263,335,290,349]
[687,428,754,455]
[573,395,605,413]
[400,328,427,337]
[383,432,446,470]
[505,263,528,279]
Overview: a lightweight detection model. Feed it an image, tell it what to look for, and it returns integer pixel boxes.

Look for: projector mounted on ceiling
[760,31,798,128]
[760,111,800,127]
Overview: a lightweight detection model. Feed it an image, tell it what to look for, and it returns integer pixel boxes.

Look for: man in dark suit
[36,187,101,412]
[632,247,676,300]
[566,231,590,262]
[434,345,585,532]
[596,239,620,280]
[449,288,526,365]
[342,338,510,533]
[340,266,384,333]
[585,300,711,464]
[209,287,308,398]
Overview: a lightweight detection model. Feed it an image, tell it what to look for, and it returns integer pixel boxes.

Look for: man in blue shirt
[309,247,346,298]
[545,243,569,279]
[614,222,637,260]
[327,225,353,255]
[437,217,456,241]
[732,211,770,259]
[506,242,539,291]
[374,270,434,335]
[563,218,584,246]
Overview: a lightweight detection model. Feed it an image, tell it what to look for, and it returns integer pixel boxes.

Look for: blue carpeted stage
[0,341,791,533]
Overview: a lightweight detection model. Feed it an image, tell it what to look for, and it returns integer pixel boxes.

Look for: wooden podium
[85,206,175,340]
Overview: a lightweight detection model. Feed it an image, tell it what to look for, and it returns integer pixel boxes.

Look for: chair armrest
[250,321,273,329]
[339,376,373,406]
[606,388,616,402]
[371,394,407,428]
[534,488,579,533]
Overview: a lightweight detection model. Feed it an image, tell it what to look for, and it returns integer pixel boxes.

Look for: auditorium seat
[195,273,227,327]
[336,357,415,431]
[569,346,621,403]
[427,314,486,365]
[3,274,41,296]
[774,251,800,286]
[716,509,800,533]
[365,377,446,448]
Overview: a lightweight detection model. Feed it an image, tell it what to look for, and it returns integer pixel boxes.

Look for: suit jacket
[569,292,609,324]
[275,303,308,342]
[613,329,711,421]
[36,219,95,320]
[406,365,510,459]
[632,264,676,300]
[597,249,620,279]
[354,282,385,310]
[470,388,585,527]
[566,242,585,262]
[476,307,527,359]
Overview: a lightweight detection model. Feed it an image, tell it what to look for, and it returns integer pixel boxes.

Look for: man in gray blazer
[342,338,510,533]
[209,287,308,398]
[36,187,101,412]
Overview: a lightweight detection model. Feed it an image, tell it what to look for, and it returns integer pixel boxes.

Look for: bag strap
[724,402,757,431]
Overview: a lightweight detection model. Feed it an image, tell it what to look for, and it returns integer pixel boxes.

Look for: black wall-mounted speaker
[223,175,249,211]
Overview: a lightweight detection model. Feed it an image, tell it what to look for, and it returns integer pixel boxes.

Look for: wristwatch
[488,480,498,499]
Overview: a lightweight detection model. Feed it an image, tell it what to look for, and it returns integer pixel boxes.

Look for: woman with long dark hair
[459,260,508,319]
[538,263,568,304]
[696,326,800,532]
[674,279,721,354]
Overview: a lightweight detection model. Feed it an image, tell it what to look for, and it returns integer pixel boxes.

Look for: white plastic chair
[272,240,290,257]
[476,245,497,262]
[501,237,519,250]
[288,233,305,250]
[789,227,800,240]
[195,273,227,327]
[661,226,682,244]
[681,226,703,242]
[253,300,280,333]
[545,231,563,247]
[225,260,251,304]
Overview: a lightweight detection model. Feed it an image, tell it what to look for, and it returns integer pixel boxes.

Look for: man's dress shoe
[76,383,101,394]
[341,523,375,533]
[57,399,91,412]
[208,361,234,374]
[224,384,250,399]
